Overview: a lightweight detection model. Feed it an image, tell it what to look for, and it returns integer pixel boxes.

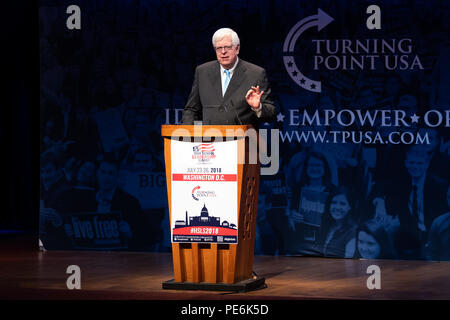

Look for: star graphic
[287,61,293,68]
[310,83,316,90]
[277,112,285,122]
[292,71,298,77]
[410,114,420,124]
[300,78,306,84]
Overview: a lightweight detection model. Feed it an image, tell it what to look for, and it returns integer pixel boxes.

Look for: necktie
[223,69,230,95]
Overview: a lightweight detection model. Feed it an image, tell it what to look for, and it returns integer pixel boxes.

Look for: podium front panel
[170,139,239,244]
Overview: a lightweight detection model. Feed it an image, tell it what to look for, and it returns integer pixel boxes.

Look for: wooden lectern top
[161,125,254,138]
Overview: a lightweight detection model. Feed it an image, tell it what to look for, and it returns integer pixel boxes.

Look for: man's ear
[235,44,240,54]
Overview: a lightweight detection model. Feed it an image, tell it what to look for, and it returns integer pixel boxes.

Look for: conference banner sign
[39,1,449,261]
[170,140,238,244]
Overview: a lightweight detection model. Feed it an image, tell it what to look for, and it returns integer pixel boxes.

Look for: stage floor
[1,236,449,300]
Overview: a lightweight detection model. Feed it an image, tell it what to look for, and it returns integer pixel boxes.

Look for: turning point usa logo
[191,186,216,201]
[283,7,424,93]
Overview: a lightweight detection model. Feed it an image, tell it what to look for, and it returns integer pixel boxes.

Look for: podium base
[162,276,266,293]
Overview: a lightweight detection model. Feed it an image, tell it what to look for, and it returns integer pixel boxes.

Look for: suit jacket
[385,172,448,237]
[182,59,277,127]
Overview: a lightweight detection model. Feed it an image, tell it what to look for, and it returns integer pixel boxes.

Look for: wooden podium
[161,124,265,292]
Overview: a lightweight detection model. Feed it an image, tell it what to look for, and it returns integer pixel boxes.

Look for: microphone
[231,99,243,125]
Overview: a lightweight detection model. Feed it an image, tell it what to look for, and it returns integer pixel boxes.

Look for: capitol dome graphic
[174,204,236,229]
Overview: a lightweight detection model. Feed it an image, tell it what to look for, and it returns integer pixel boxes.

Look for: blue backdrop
[39,0,449,261]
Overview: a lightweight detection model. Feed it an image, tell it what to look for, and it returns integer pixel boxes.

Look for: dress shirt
[220,57,262,117]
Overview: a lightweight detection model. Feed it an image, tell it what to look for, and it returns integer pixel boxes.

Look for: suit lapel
[223,60,247,102]
[207,62,223,103]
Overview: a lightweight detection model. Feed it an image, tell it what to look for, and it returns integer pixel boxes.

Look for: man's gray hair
[212,28,240,47]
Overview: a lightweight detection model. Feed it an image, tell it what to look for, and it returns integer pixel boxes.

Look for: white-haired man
[182,28,276,127]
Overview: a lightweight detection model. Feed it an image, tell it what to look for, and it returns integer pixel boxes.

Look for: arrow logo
[191,185,200,201]
[283,9,334,93]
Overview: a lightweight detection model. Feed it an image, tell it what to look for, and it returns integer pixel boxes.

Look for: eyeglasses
[215,45,234,53]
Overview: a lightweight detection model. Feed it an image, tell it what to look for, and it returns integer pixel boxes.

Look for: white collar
[412,174,426,190]
[97,186,117,202]
[220,57,239,74]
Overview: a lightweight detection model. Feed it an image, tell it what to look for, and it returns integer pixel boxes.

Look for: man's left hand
[245,86,264,110]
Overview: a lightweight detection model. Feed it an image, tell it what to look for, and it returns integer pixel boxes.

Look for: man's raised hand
[245,85,264,110]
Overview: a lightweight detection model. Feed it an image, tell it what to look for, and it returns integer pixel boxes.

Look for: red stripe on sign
[172,174,237,181]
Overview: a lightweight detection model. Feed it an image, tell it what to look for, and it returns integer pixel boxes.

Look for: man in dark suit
[182,28,276,127]
[385,148,448,259]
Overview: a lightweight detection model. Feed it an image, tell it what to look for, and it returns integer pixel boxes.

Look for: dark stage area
[1,236,449,300]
